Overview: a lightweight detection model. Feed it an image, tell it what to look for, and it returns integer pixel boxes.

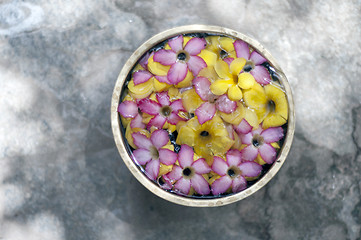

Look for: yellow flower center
[227,166,241,179]
[177,51,189,63]
[252,134,264,148]
[182,166,195,179]
[160,106,172,117]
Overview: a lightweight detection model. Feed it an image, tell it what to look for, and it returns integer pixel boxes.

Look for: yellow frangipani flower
[199,36,236,67]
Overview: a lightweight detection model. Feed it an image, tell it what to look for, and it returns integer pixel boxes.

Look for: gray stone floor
[1,0,360,239]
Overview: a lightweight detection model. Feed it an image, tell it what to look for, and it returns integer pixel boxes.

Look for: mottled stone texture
[0,0,360,239]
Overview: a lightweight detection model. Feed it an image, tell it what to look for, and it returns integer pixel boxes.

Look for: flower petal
[176,126,196,146]
[211,176,232,195]
[231,176,247,193]
[241,145,258,161]
[261,127,284,143]
[132,148,152,165]
[250,51,267,65]
[234,40,250,59]
[227,85,243,101]
[159,148,177,165]
[210,79,232,96]
[145,159,160,180]
[241,132,253,145]
[187,56,207,76]
[223,57,234,65]
[238,72,256,89]
[156,91,170,106]
[154,75,171,84]
[198,49,217,67]
[184,37,207,55]
[259,143,277,164]
[215,94,237,113]
[230,58,246,76]
[238,161,262,177]
[168,62,188,84]
[138,98,161,115]
[174,177,191,195]
[193,76,214,101]
[191,174,210,195]
[153,49,177,65]
[133,70,153,85]
[195,102,216,124]
[212,156,228,175]
[166,165,183,181]
[169,99,185,112]
[178,144,194,168]
[130,114,145,129]
[118,101,138,118]
[234,119,252,134]
[192,158,211,174]
[251,66,271,85]
[150,129,169,149]
[167,112,185,125]
[147,114,167,129]
[214,60,231,79]
[168,35,184,52]
[226,149,242,166]
[132,132,153,149]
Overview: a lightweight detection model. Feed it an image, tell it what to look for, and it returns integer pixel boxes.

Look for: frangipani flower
[176,115,234,159]
[199,36,236,67]
[211,150,262,195]
[243,83,288,129]
[153,35,207,84]
[240,126,284,164]
[132,129,177,180]
[233,39,271,85]
[166,145,211,195]
[139,91,186,129]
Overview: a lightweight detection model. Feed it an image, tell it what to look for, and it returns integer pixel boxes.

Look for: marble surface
[1,0,360,239]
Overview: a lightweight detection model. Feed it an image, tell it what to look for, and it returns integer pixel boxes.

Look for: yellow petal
[244,107,259,128]
[271,142,280,149]
[214,60,231,79]
[175,70,193,88]
[206,36,220,52]
[238,72,256,89]
[227,85,243,101]
[162,143,174,151]
[264,84,288,120]
[230,58,246,76]
[274,96,288,120]
[181,89,204,112]
[219,37,235,53]
[128,79,154,99]
[210,79,232,95]
[147,55,170,76]
[262,112,287,129]
[255,154,267,165]
[167,87,181,100]
[176,126,196,146]
[159,164,173,176]
[167,123,177,132]
[219,103,245,125]
[153,78,170,92]
[198,66,218,81]
[199,49,218,67]
[133,63,145,72]
[243,84,267,109]
[183,36,191,46]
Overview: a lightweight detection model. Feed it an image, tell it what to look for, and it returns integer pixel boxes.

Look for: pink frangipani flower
[211,150,262,195]
[233,39,271,85]
[193,76,237,124]
[166,145,211,195]
[131,129,177,180]
[117,100,145,128]
[138,91,186,129]
[240,126,284,164]
[153,35,207,85]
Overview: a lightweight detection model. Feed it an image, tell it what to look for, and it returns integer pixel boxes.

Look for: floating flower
[138,91,186,129]
[132,129,177,180]
[243,83,288,129]
[211,150,262,195]
[118,99,145,129]
[233,39,271,85]
[199,36,236,67]
[240,126,284,164]
[193,76,237,124]
[166,145,211,195]
[176,114,234,159]
[153,35,207,85]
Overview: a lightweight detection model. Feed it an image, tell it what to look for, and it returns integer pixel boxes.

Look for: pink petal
[211,176,232,195]
[234,119,252,135]
[174,177,191,195]
[133,70,153,85]
[167,112,185,125]
[261,127,284,143]
[195,102,216,125]
[169,99,185,112]
[251,66,271,85]
[215,94,237,113]
[212,156,228,176]
[168,35,184,52]
[258,143,277,164]
[153,49,177,65]
[226,149,242,166]
[159,148,177,165]
[223,57,234,65]
[178,145,194,168]
[138,98,161,115]
[191,174,210,195]
[234,40,250,59]
[191,158,211,174]
[154,75,171,84]
[147,114,167,129]
[166,165,183,181]
[187,56,207,76]
[167,62,188,84]
[145,159,160,180]
[150,129,169,149]
[118,101,138,118]
[139,52,150,69]
[132,132,153,150]
[231,176,247,193]
[156,91,170,106]
[241,132,253,145]
[193,76,214,101]
[130,114,145,129]
[132,148,152,165]
[241,145,258,161]
[250,51,267,65]
[238,162,262,177]
[184,37,207,55]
